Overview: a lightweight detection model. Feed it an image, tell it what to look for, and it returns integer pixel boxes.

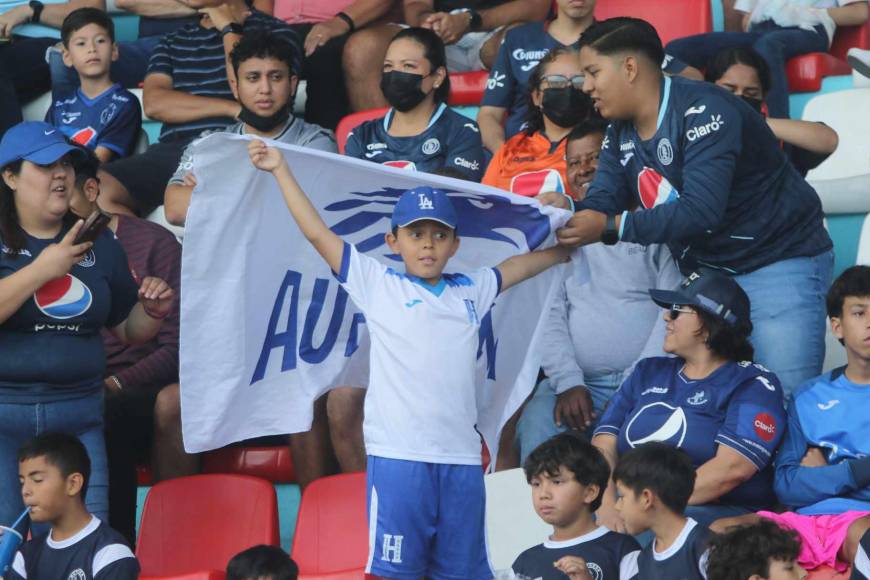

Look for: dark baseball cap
[649,269,751,326]
[0,122,86,169]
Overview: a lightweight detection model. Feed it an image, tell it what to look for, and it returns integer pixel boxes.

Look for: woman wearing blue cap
[589,269,787,538]
[0,122,174,527]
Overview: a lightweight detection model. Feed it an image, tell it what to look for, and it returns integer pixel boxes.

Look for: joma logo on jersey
[686,114,724,142]
[381,534,404,563]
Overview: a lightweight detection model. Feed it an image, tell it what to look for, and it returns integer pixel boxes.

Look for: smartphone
[73,209,111,245]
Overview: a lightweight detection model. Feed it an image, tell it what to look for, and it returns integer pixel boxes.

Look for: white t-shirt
[336,243,501,465]
[735,0,865,44]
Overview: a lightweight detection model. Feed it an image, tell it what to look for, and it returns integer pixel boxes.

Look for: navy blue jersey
[482,20,579,139]
[8,518,139,580]
[0,226,139,404]
[595,357,786,509]
[578,76,831,275]
[46,84,142,158]
[344,103,486,181]
[512,527,640,580]
[635,519,710,580]
[853,529,870,580]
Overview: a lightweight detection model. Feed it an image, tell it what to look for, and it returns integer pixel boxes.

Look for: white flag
[179,133,572,458]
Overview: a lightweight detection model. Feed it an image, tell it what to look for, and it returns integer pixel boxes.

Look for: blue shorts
[365,456,493,580]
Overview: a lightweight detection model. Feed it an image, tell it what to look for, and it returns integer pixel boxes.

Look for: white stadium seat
[485,468,551,572]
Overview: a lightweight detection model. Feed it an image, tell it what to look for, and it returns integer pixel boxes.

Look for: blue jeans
[734,250,834,399]
[516,372,623,464]
[0,390,109,528]
[665,21,829,118]
[49,35,162,96]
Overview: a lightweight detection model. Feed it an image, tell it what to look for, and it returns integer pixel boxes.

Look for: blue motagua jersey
[579,76,831,275]
[344,103,486,181]
[46,84,142,157]
[595,357,786,509]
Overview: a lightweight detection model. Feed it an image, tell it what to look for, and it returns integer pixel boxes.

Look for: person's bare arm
[495,246,571,292]
[689,445,758,505]
[477,0,550,30]
[305,0,394,56]
[767,118,838,154]
[94,146,115,164]
[404,0,435,27]
[142,73,240,124]
[828,2,869,26]
[591,433,627,533]
[113,0,195,18]
[164,181,193,226]
[477,105,506,153]
[252,0,273,14]
[0,0,105,36]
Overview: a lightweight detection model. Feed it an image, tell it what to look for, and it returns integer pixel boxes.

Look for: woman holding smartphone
[0,122,173,526]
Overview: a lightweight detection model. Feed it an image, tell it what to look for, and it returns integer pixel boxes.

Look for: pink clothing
[758,510,870,571]
[274,0,354,24]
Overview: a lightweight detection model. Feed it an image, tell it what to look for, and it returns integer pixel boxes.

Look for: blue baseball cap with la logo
[391,186,458,230]
[0,121,86,168]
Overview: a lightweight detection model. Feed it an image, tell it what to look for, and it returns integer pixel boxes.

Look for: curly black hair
[706,519,802,580]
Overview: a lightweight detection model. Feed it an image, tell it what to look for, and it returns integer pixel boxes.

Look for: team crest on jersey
[625,402,688,448]
[34,274,92,319]
[421,138,441,155]
[68,569,86,580]
[586,562,604,580]
[686,389,708,406]
[100,102,118,125]
[510,169,565,196]
[77,249,96,268]
[637,167,679,209]
[657,138,674,165]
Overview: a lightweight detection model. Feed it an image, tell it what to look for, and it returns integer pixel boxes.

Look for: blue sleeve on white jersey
[577,123,634,215]
[97,95,142,157]
[594,358,645,437]
[714,371,785,471]
[466,267,501,313]
[621,92,740,245]
[480,31,515,109]
[774,392,866,509]
[446,118,486,182]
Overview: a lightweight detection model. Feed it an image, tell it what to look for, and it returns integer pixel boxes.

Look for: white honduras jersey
[336,243,501,465]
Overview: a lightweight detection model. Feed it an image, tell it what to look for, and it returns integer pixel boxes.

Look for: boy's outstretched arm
[495,246,572,292]
[249,139,344,273]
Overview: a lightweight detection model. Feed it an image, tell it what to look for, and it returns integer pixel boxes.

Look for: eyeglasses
[541,74,585,90]
[668,305,696,320]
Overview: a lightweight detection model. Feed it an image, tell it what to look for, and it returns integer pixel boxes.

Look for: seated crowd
[1,0,870,578]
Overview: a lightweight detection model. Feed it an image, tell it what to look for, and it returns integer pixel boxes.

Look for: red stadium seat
[787,21,870,92]
[137,474,280,577]
[292,472,368,578]
[447,71,490,106]
[594,0,712,45]
[335,108,389,154]
[137,464,153,486]
[202,445,296,483]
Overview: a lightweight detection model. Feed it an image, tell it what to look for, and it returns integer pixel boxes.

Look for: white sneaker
[847,47,870,79]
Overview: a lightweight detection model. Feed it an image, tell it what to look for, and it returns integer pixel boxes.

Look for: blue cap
[649,268,751,326]
[391,186,458,230]
[0,122,86,169]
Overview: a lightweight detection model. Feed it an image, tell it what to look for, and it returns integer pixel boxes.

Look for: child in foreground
[706,519,807,580]
[226,544,298,580]
[513,433,640,580]
[613,442,711,579]
[249,139,571,579]
[6,432,139,579]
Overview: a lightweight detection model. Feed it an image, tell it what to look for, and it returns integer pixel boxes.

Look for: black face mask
[541,87,592,128]
[238,103,292,133]
[380,70,430,112]
[740,95,764,114]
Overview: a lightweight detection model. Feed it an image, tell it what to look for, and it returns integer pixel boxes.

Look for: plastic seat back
[136,474,280,577]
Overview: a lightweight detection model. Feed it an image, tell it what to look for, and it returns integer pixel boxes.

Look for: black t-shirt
[138,15,199,39]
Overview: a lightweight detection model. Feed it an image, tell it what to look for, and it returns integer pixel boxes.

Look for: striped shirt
[146,10,300,143]
[102,215,181,392]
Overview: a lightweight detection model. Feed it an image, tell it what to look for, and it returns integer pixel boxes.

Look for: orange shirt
[482,131,570,198]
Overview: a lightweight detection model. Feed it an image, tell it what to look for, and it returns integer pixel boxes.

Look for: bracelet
[336,12,355,33]
[108,375,123,391]
[143,306,169,320]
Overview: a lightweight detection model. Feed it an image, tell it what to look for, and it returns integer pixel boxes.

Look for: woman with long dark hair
[344,27,485,182]
[482,47,593,199]
[0,122,173,526]
[591,269,787,535]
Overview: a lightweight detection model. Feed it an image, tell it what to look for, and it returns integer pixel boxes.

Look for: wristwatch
[450,8,483,32]
[602,214,619,245]
[220,22,244,37]
[29,0,44,24]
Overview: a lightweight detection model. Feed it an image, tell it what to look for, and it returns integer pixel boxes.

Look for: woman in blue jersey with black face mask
[557,17,834,400]
[344,27,486,182]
